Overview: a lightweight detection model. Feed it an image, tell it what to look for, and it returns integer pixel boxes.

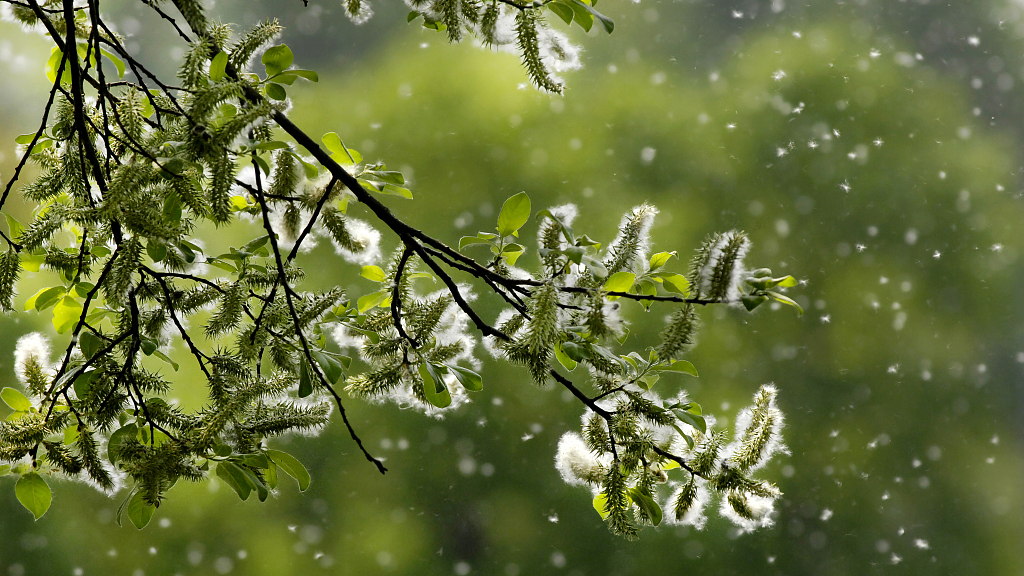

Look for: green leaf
[235,464,270,502]
[741,294,768,311]
[265,82,286,101]
[419,362,452,408]
[146,241,167,263]
[26,286,66,311]
[670,423,695,449]
[560,341,592,362]
[52,296,83,334]
[209,51,228,81]
[548,1,574,24]
[380,184,414,199]
[603,271,635,294]
[289,69,319,82]
[45,47,70,84]
[496,192,531,237]
[768,291,804,316]
[298,359,313,398]
[637,373,660,391]
[659,359,698,377]
[16,473,51,520]
[265,460,279,489]
[100,49,126,78]
[0,464,11,476]
[554,341,578,371]
[459,236,494,251]
[1,387,32,411]
[126,491,156,529]
[357,290,388,314]
[216,461,252,501]
[321,132,361,164]
[655,273,690,296]
[311,349,344,384]
[564,0,594,32]
[360,265,386,283]
[261,44,294,76]
[648,251,676,270]
[569,0,614,33]
[63,421,80,445]
[775,275,798,288]
[5,213,24,239]
[593,492,611,519]
[673,409,707,434]
[447,364,483,392]
[152,350,180,371]
[71,369,96,399]
[628,487,663,526]
[266,449,311,491]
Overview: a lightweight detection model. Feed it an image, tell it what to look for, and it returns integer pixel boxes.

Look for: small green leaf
[447,364,483,392]
[16,473,51,520]
[265,82,287,101]
[628,487,663,526]
[356,290,388,314]
[360,265,386,283]
[322,132,361,164]
[419,362,452,408]
[261,44,294,76]
[673,409,707,434]
[496,192,531,237]
[379,184,413,199]
[554,341,578,371]
[768,291,804,316]
[1,387,32,411]
[26,286,65,311]
[564,0,594,32]
[603,271,635,294]
[266,449,311,491]
[569,0,614,33]
[741,294,768,311]
[670,423,695,449]
[593,492,611,519]
[298,359,313,398]
[459,236,494,251]
[648,251,676,270]
[52,297,83,334]
[560,341,592,362]
[100,49,126,78]
[311,349,344,384]
[5,213,24,239]
[216,461,252,500]
[209,51,228,81]
[660,359,698,377]
[775,275,798,288]
[152,350,180,371]
[235,464,270,502]
[126,491,156,529]
[548,1,574,24]
[289,69,319,82]
[655,273,690,296]
[63,421,80,445]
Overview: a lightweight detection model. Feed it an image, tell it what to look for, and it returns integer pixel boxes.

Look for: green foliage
[0,0,796,539]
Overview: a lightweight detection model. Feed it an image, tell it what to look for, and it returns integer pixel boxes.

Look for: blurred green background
[3,0,1024,574]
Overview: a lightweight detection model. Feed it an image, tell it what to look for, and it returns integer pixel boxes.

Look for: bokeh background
[3,0,1024,574]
